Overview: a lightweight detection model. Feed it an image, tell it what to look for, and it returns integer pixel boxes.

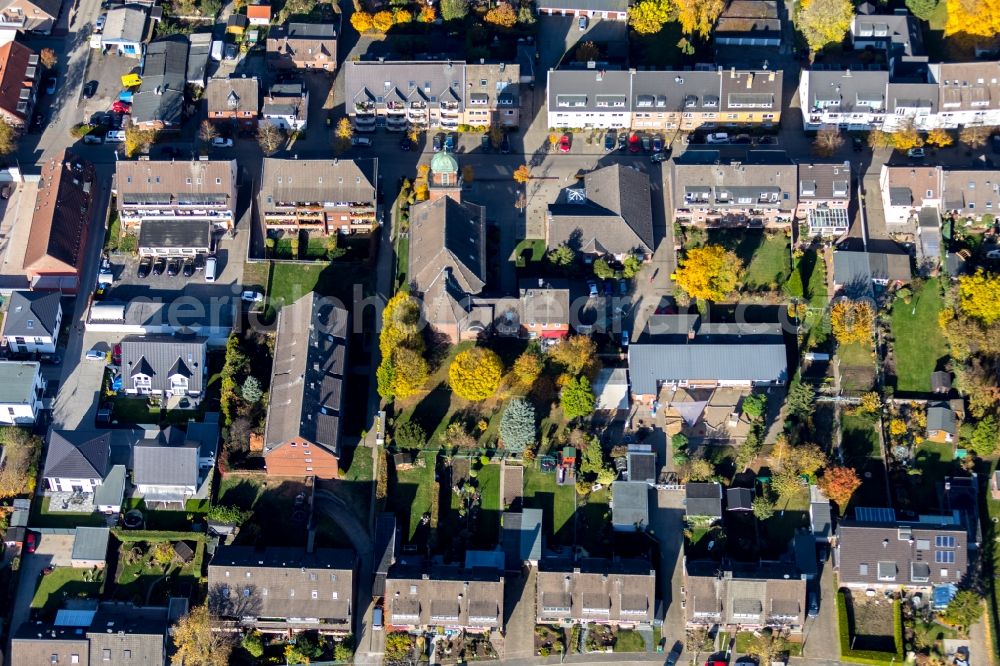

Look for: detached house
[208,545,357,634]
[258,158,378,236]
[132,420,218,507]
[267,21,339,71]
[115,159,238,232]
[385,565,504,633]
[42,430,112,494]
[546,164,654,260]
[838,516,969,590]
[670,150,798,228]
[926,401,959,443]
[536,558,656,626]
[207,77,260,130]
[2,290,62,354]
[119,334,208,406]
[0,0,60,33]
[263,292,348,479]
[262,82,309,132]
[0,41,39,128]
[23,151,96,292]
[0,361,45,425]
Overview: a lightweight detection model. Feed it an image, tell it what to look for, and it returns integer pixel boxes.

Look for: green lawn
[267,262,371,313]
[786,249,828,308]
[29,496,107,529]
[242,261,270,292]
[614,629,646,653]
[841,413,888,508]
[32,568,104,614]
[514,239,546,267]
[395,234,409,289]
[839,341,876,392]
[113,541,202,605]
[111,396,202,426]
[216,474,265,508]
[743,233,791,290]
[890,279,948,393]
[388,451,437,542]
[216,475,313,548]
[733,631,755,654]
[522,465,576,545]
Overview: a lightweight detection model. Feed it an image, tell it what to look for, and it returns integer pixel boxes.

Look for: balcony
[440,117,458,128]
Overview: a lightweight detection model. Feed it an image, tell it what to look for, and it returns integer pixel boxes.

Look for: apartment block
[114,160,238,232]
[548,67,781,131]
[258,158,378,235]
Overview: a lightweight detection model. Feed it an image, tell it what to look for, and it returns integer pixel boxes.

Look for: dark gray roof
[797,162,851,200]
[137,219,211,249]
[852,12,922,56]
[547,69,632,116]
[927,402,957,435]
[627,451,657,483]
[410,195,487,295]
[0,361,41,405]
[838,520,968,586]
[811,500,833,538]
[72,526,110,562]
[186,33,211,85]
[131,39,188,126]
[686,482,723,517]
[832,241,912,286]
[548,165,654,256]
[611,481,649,529]
[628,340,788,395]
[133,426,198,487]
[3,290,61,337]
[265,292,348,455]
[931,371,951,393]
[288,21,337,38]
[727,487,754,511]
[804,69,889,113]
[260,158,377,208]
[186,414,220,462]
[502,508,543,568]
[373,512,397,596]
[44,430,111,480]
[120,334,207,395]
[86,604,170,664]
[345,60,466,111]
[889,186,912,206]
[887,82,938,113]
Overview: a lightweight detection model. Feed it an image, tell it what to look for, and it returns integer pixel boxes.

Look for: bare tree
[198,120,218,144]
[813,125,844,156]
[959,125,990,149]
[256,121,285,156]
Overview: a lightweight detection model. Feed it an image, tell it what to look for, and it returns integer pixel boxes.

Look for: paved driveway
[503,567,537,661]
[649,489,686,654]
[9,534,77,636]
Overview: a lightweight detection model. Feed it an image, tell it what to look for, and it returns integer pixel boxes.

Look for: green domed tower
[428,150,462,201]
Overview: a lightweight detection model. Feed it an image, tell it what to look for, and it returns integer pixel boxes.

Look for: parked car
[617,132,627,150]
[166,258,181,276]
[152,257,166,275]
[351,136,373,147]
[578,15,587,30]
[604,129,617,151]
[628,133,641,153]
[96,402,113,426]
[204,256,217,282]
[137,256,152,278]
[603,280,613,297]
[194,254,205,271]
[907,147,925,159]
[225,44,237,60]
[758,135,778,145]
[105,130,125,143]
[706,132,730,144]
[500,132,511,154]
[619,279,627,295]
[25,532,36,553]
[480,133,491,152]
[652,134,663,152]
[807,591,819,618]
[852,136,864,152]
[444,133,456,152]
[212,137,233,148]
[95,13,107,31]
[651,150,670,163]
[587,280,598,298]
[558,134,571,153]
[621,329,630,347]
[992,134,1000,154]
[241,290,264,303]
[83,134,102,145]
[86,348,106,362]
[432,132,444,152]
[111,100,130,114]
[641,134,651,152]
[83,80,98,98]
[665,643,682,666]
[985,249,1000,259]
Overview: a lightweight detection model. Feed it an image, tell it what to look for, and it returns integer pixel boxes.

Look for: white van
[204,256,217,282]
[105,130,126,143]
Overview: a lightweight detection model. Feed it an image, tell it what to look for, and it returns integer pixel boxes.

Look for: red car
[111,101,130,114]
[25,532,36,554]
[558,134,571,153]
[628,133,641,153]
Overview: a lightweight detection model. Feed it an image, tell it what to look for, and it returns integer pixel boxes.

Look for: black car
[665,642,683,666]
[432,133,444,152]
[167,258,181,276]
[852,136,864,152]
[618,132,627,150]
[500,133,511,154]
[182,257,195,277]
[651,150,671,163]
[137,256,153,278]
[152,257,166,275]
[399,136,412,151]
[604,129,617,152]
[640,134,651,152]
[480,134,491,152]
[96,402,113,426]
[194,254,205,271]
[83,81,97,98]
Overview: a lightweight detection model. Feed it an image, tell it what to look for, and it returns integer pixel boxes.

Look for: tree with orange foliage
[818,465,862,509]
[419,5,436,22]
[484,2,517,27]
[945,0,1000,39]
[513,164,530,183]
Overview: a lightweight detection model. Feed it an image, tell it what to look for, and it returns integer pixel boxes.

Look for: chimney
[730,66,736,79]
[746,73,754,89]
[687,327,695,341]
[768,71,775,82]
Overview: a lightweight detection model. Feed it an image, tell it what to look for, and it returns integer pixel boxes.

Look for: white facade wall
[548,110,631,129]
[48,476,101,493]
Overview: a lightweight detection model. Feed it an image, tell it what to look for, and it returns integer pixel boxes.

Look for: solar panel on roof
[854,506,896,522]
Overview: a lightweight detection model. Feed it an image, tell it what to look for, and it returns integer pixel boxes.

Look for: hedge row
[111,529,207,543]
[835,589,905,666]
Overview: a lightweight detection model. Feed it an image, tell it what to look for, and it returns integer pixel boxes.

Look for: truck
[210,40,223,61]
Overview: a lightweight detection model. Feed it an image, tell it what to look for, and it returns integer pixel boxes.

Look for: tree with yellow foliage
[890,122,923,151]
[674,244,744,302]
[372,10,394,32]
[171,605,233,666]
[959,125,990,149]
[675,0,724,38]
[925,128,953,148]
[889,419,907,437]
[513,164,531,183]
[867,130,894,150]
[484,2,517,27]
[958,270,1000,325]
[350,10,373,32]
[830,299,874,345]
[392,7,412,23]
[798,0,853,53]
[945,0,1000,39]
[628,0,673,35]
[449,347,504,401]
[124,125,155,158]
